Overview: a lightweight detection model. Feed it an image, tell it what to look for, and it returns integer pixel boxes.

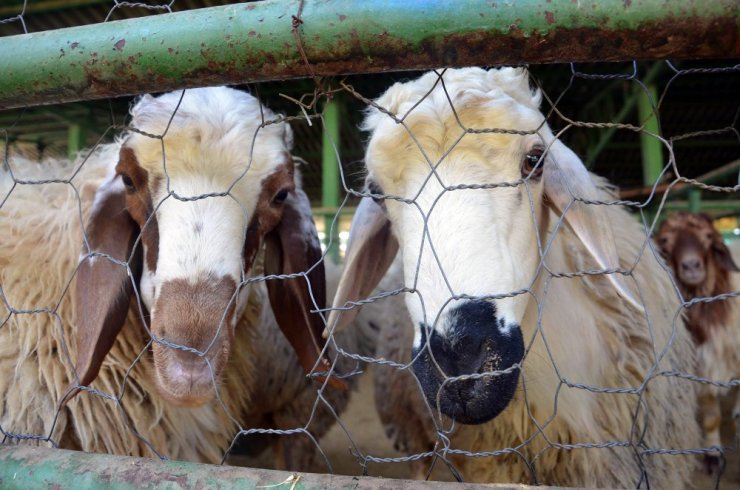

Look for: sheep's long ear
[263,188,346,390]
[60,177,142,407]
[325,196,399,338]
[709,229,740,273]
[543,139,643,312]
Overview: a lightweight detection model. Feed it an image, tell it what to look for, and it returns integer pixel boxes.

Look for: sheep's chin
[156,383,216,408]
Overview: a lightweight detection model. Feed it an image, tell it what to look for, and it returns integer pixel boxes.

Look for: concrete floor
[234,367,740,488]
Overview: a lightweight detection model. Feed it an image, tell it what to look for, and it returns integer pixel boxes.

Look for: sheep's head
[656,212,739,289]
[329,68,640,425]
[68,87,337,408]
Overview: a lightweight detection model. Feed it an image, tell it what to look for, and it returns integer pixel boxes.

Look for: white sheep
[329,67,701,488]
[0,87,370,469]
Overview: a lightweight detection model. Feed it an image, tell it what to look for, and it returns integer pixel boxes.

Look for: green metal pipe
[0,0,737,110]
[0,446,522,490]
[322,98,341,263]
[687,188,703,213]
[637,82,664,187]
[585,62,664,167]
[67,123,86,159]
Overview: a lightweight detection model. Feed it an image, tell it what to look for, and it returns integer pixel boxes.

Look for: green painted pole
[637,82,664,187]
[0,0,737,109]
[66,122,86,160]
[688,188,703,213]
[322,98,341,263]
[585,62,664,167]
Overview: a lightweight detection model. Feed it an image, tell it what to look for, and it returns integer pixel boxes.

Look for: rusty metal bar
[0,445,535,490]
[665,199,740,213]
[0,0,737,110]
[619,158,740,200]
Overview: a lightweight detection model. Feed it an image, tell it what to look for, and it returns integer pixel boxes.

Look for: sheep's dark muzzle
[412,300,523,425]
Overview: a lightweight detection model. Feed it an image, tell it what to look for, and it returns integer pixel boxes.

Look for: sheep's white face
[366,125,548,336]
[333,68,639,424]
[361,70,550,423]
[85,88,298,407]
[122,144,291,406]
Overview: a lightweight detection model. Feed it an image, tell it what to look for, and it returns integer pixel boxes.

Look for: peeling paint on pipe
[0,0,737,109]
[0,445,541,489]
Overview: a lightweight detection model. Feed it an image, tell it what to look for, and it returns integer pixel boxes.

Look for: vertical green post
[637,82,663,187]
[67,123,86,160]
[688,188,702,213]
[322,98,341,262]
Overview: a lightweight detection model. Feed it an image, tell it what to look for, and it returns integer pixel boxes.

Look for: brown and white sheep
[656,212,740,472]
[328,67,701,488]
[0,87,369,469]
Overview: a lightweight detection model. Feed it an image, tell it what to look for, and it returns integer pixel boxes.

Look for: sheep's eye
[367,180,384,204]
[522,148,545,179]
[272,188,289,205]
[121,174,135,192]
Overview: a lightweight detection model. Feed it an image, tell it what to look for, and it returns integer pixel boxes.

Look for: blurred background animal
[656,212,740,473]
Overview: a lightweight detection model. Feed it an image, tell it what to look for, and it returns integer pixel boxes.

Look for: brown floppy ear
[711,232,740,272]
[60,176,142,407]
[325,196,399,338]
[263,188,346,390]
[543,139,643,312]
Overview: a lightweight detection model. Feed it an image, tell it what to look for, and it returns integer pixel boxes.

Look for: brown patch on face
[117,146,160,273]
[656,212,735,345]
[243,158,295,273]
[150,275,238,407]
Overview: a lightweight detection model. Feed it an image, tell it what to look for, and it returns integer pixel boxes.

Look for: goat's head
[68,87,337,408]
[656,212,739,289]
[329,68,639,424]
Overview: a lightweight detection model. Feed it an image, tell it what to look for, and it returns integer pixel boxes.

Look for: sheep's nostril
[411,300,524,425]
[169,351,211,385]
[681,258,702,272]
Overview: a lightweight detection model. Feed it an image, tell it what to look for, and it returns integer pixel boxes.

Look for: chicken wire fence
[1,1,739,489]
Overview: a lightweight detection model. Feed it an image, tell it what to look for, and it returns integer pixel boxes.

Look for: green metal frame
[1,446,493,490]
[637,82,664,187]
[322,98,342,262]
[66,123,86,159]
[585,63,664,168]
[0,0,737,109]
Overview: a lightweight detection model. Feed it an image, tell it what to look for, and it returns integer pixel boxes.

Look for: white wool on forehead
[362,67,541,133]
[130,87,289,144]
[126,86,293,182]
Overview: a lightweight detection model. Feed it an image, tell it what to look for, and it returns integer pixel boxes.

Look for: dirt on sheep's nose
[411,300,524,425]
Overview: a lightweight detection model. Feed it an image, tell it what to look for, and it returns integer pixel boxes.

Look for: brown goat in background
[656,212,740,473]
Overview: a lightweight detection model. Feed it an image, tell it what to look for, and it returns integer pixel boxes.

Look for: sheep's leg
[700,386,723,474]
[409,460,429,480]
[733,387,740,432]
[272,434,318,471]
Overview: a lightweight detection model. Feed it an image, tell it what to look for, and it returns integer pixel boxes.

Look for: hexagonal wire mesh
[1,1,739,489]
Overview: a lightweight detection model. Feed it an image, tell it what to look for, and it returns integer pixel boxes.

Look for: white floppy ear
[324,196,399,338]
[544,139,643,312]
